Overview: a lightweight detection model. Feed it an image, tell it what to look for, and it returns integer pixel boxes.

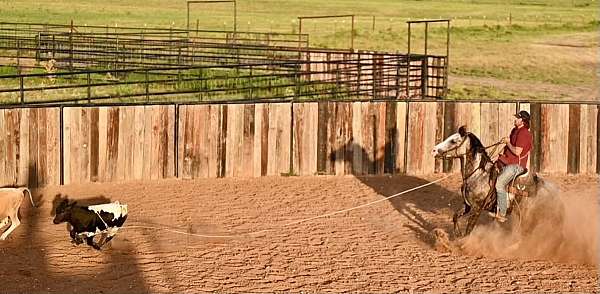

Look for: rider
[494,110,533,222]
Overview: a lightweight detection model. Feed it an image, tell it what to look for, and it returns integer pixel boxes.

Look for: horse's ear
[458,125,467,137]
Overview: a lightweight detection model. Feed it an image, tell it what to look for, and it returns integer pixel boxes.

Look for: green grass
[0,0,598,100]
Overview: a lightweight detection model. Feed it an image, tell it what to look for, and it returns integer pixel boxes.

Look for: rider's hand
[501,137,509,144]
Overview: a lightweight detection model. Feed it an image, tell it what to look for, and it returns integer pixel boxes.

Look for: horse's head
[432,125,469,158]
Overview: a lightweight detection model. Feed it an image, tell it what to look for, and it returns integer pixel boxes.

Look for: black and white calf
[53,199,128,250]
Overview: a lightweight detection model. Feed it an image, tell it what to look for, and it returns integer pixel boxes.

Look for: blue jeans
[495,164,524,217]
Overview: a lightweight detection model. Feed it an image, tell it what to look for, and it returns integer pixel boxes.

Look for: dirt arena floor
[1,173,598,293]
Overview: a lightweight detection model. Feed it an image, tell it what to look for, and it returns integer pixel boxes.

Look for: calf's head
[53,199,76,224]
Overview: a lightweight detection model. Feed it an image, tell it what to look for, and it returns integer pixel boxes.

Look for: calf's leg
[0,213,20,240]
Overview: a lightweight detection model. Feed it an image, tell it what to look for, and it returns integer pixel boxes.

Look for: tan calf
[0,188,34,240]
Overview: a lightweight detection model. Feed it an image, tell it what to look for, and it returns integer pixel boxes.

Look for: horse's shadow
[328,142,462,247]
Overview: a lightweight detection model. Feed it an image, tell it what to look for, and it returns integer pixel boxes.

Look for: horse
[431,125,544,236]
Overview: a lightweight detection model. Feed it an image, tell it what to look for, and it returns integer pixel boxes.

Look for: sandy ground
[0,173,598,293]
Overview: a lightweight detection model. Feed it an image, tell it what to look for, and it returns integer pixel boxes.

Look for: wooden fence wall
[0,101,597,187]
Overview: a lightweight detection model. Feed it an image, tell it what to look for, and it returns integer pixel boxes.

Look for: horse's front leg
[465,207,483,235]
[453,203,471,237]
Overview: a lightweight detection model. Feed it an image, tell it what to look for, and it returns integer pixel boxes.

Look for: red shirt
[498,126,532,169]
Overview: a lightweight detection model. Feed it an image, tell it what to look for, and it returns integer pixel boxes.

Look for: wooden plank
[267,104,277,176]
[97,107,108,182]
[180,106,193,179]
[219,105,228,178]
[316,102,328,174]
[406,102,425,175]
[469,102,481,138]
[375,102,386,175]
[434,102,444,173]
[498,103,517,142]
[362,102,375,174]
[336,102,352,176]
[395,102,407,174]
[17,108,29,186]
[292,103,318,176]
[115,107,125,181]
[188,106,200,179]
[597,105,600,174]
[292,103,304,176]
[166,105,175,178]
[567,104,581,174]
[225,104,242,177]
[46,109,59,186]
[326,102,336,175]
[480,103,500,150]
[89,108,99,182]
[159,106,170,179]
[259,104,268,176]
[334,102,351,175]
[351,102,363,175]
[27,109,39,187]
[106,107,120,182]
[529,103,542,173]
[442,102,455,173]
[333,103,343,175]
[579,105,592,174]
[278,104,292,175]
[581,105,597,174]
[66,108,78,184]
[80,108,90,183]
[4,110,16,185]
[342,102,353,175]
[116,107,128,181]
[541,104,569,173]
[253,104,264,177]
[62,108,71,184]
[177,106,186,179]
[208,105,221,178]
[132,106,145,180]
[37,109,48,186]
[422,102,438,174]
[242,104,255,177]
[0,110,7,185]
[150,106,161,180]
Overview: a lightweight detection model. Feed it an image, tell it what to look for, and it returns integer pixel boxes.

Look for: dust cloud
[459,180,599,265]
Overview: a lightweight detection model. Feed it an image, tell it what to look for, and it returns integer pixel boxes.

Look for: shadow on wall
[329,141,462,246]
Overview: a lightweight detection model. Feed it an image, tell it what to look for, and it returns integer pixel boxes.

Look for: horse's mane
[466,133,489,159]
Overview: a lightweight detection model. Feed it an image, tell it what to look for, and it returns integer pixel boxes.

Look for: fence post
[69,20,74,71]
[19,76,24,104]
[372,16,376,32]
[115,33,119,74]
[36,32,41,63]
[140,30,144,65]
[249,64,253,100]
[87,72,91,103]
[145,69,149,103]
[16,40,21,75]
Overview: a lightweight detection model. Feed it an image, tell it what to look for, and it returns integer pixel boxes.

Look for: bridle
[435,133,503,181]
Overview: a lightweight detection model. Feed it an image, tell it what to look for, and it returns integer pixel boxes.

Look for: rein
[436,137,504,181]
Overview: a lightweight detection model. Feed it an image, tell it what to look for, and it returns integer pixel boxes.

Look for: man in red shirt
[494,110,533,222]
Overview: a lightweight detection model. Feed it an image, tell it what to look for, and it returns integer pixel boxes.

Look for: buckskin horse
[431,126,545,236]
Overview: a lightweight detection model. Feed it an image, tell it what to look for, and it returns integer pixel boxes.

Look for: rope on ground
[121,174,457,238]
